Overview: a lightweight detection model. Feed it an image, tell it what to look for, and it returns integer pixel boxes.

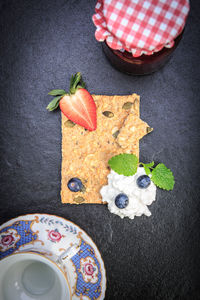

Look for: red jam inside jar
[102,31,183,75]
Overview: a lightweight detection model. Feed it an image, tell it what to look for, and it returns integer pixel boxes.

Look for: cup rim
[0,251,72,300]
[0,213,107,299]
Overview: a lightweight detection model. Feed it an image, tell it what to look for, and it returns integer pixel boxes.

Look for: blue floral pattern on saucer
[0,214,106,300]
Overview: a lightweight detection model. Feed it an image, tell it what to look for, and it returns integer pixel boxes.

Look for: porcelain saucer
[0,213,106,300]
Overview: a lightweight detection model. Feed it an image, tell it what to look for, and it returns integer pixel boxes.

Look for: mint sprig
[108,154,138,176]
[141,161,154,176]
[108,154,174,191]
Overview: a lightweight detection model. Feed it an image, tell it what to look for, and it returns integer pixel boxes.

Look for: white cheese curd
[100,167,156,219]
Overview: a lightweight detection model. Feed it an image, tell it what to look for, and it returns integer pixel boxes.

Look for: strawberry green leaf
[80,79,86,89]
[46,95,63,111]
[108,154,138,176]
[70,75,74,89]
[151,163,175,191]
[70,72,86,94]
[48,89,66,96]
[70,72,81,94]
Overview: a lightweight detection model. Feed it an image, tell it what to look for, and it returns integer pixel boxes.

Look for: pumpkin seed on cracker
[122,102,133,110]
[73,196,85,204]
[146,127,153,133]
[102,111,114,118]
[65,120,76,127]
[81,185,86,193]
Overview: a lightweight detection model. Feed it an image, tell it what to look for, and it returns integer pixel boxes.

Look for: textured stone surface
[0,0,200,299]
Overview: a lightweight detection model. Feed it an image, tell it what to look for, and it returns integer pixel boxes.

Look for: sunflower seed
[112,130,120,139]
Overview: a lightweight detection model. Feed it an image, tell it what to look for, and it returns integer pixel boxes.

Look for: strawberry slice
[47,73,97,131]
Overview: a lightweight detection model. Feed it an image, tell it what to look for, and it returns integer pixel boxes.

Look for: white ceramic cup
[0,245,79,300]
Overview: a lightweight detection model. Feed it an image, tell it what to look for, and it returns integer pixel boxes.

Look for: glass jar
[102,30,183,75]
[93,0,189,76]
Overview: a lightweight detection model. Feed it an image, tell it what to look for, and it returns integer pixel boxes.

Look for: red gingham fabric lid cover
[92,0,190,57]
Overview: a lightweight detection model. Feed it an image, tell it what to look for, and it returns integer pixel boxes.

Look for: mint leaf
[48,89,66,96]
[108,154,138,176]
[151,163,175,191]
[142,161,154,175]
[143,161,154,168]
[46,95,62,111]
[144,166,151,175]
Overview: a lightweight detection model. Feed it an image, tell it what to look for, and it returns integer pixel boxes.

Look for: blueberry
[115,193,129,209]
[67,178,83,192]
[136,175,151,189]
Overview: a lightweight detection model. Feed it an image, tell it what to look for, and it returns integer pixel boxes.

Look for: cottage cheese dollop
[100,167,156,219]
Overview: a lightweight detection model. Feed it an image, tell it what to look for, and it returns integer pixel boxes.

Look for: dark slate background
[0,0,200,299]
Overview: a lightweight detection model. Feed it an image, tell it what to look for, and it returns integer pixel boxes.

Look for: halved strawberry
[47,73,97,131]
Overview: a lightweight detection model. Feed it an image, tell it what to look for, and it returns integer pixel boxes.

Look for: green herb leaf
[46,95,63,111]
[70,72,86,94]
[143,161,154,168]
[48,89,66,96]
[142,161,154,175]
[70,75,74,90]
[140,161,154,175]
[143,166,151,175]
[70,72,82,94]
[80,79,86,89]
[108,153,138,176]
[151,163,175,190]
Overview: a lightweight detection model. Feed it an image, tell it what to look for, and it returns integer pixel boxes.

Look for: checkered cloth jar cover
[92,0,190,57]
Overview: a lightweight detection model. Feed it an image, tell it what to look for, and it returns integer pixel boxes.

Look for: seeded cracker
[116,113,152,152]
[61,94,152,204]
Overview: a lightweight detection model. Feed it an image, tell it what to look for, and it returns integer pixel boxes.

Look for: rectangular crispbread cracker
[61,94,151,204]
